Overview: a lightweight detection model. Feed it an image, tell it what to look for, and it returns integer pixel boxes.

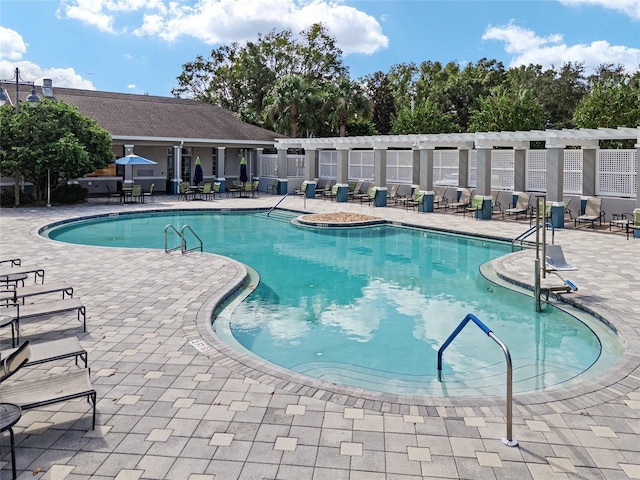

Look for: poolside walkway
[1,194,639,480]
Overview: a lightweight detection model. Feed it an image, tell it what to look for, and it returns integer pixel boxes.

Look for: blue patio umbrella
[239,157,248,184]
[193,156,204,186]
[113,154,157,183]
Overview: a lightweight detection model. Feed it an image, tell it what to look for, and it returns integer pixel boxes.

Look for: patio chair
[251,180,260,197]
[213,181,222,199]
[130,184,143,203]
[0,341,97,429]
[349,181,364,200]
[575,197,605,229]
[391,184,412,206]
[464,195,485,219]
[352,182,372,202]
[295,181,308,198]
[446,188,472,213]
[267,179,279,195]
[360,187,376,206]
[530,200,552,226]
[386,184,399,202]
[323,184,338,201]
[105,184,122,204]
[201,182,213,200]
[142,183,155,202]
[433,186,447,209]
[179,182,194,200]
[404,190,424,211]
[502,192,531,220]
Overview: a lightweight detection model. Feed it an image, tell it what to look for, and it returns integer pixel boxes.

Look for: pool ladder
[438,313,517,447]
[164,224,203,254]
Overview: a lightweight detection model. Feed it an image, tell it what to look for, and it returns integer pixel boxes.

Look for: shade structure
[193,156,204,185]
[114,154,157,183]
[114,154,157,165]
[239,157,248,183]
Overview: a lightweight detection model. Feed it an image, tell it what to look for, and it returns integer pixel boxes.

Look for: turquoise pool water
[46,210,622,396]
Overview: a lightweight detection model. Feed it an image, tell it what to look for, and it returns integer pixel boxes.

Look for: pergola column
[458,149,469,188]
[418,147,434,212]
[171,145,181,195]
[546,147,565,228]
[514,148,526,192]
[475,147,493,219]
[276,147,289,194]
[304,148,317,197]
[216,147,226,193]
[373,147,387,206]
[634,142,640,238]
[582,147,597,197]
[336,148,349,202]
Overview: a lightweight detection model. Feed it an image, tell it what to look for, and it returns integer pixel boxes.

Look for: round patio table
[0,403,22,479]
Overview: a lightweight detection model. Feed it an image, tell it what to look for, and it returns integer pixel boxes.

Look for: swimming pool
[45,210,622,396]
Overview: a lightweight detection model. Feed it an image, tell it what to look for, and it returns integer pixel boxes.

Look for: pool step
[262,209,299,223]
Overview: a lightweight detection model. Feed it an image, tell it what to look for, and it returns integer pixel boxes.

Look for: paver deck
[1,194,638,480]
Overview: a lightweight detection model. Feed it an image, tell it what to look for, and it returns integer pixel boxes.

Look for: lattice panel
[563,150,582,194]
[492,150,514,190]
[526,150,547,191]
[259,154,278,177]
[597,149,637,197]
[434,150,459,183]
[468,150,477,187]
[319,150,337,178]
[287,155,306,178]
[387,150,413,183]
[349,150,374,180]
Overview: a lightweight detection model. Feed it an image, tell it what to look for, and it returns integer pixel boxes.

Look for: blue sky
[1,0,639,98]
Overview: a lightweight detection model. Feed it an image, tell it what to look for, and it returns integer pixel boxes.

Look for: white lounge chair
[575,197,605,228]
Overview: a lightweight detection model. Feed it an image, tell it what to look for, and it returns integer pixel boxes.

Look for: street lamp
[0,67,41,207]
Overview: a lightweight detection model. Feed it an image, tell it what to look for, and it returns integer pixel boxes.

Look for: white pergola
[273,127,640,228]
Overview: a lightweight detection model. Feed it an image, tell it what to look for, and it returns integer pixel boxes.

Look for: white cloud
[0,27,28,61]
[57,0,388,55]
[483,22,640,73]
[0,28,95,90]
[559,0,640,20]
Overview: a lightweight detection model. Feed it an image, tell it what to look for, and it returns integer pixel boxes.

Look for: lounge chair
[575,197,605,229]
[267,179,279,195]
[349,181,364,200]
[530,200,552,226]
[433,187,447,209]
[0,259,21,267]
[1,336,88,368]
[386,183,399,202]
[360,187,376,205]
[295,181,308,198]
[0,341,97,429]
[0,266,45,285]
[446,188,472,213]
[2,297,87,347]
[391,184,412,206]
[502,192,531,220]
[544,244,578,292]
[464,195,485,219]
[324,184,338,201]
[404,190,424,211]
[352,182,372,202]
[0,282,73,305]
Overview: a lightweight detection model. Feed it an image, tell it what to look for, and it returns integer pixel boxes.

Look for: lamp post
[0,67,41,207]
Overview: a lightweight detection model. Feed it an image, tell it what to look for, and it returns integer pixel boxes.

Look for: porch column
[514,148,526,192]
[171,145,181,195]
[336,148,349,202]
[277,148,289,194]
[217,147,226,193]
[582,147,597,197]
[373,147,387,206]
[418,147,434,212]
[304,148,317,197]
[546,147,565,228]
[475,147,493,219]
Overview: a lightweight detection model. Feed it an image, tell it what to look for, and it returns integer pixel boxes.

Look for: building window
[181,147,192,182]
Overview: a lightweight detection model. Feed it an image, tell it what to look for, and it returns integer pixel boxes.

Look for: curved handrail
[511,222,554,251]
[267,193,290,217]
[164,224,182,253]
[181,225,203,254]
[437,313,517,447]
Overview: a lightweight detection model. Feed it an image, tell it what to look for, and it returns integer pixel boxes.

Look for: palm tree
[322,77,371,137]
[262,75,318,137]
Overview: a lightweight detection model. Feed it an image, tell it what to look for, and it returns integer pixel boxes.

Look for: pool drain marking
[189,338,212,352]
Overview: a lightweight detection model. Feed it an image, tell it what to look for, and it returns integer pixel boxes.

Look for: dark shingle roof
[44,87,281,143]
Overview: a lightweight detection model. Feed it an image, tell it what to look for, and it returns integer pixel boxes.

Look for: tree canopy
[0,99,113,203]
[173,24,640,137]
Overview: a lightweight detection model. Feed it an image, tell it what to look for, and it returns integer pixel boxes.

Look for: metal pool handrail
[437,313,518,447]
[512,222,554,250]
[267,193,291,217]
[164,224,203,254]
